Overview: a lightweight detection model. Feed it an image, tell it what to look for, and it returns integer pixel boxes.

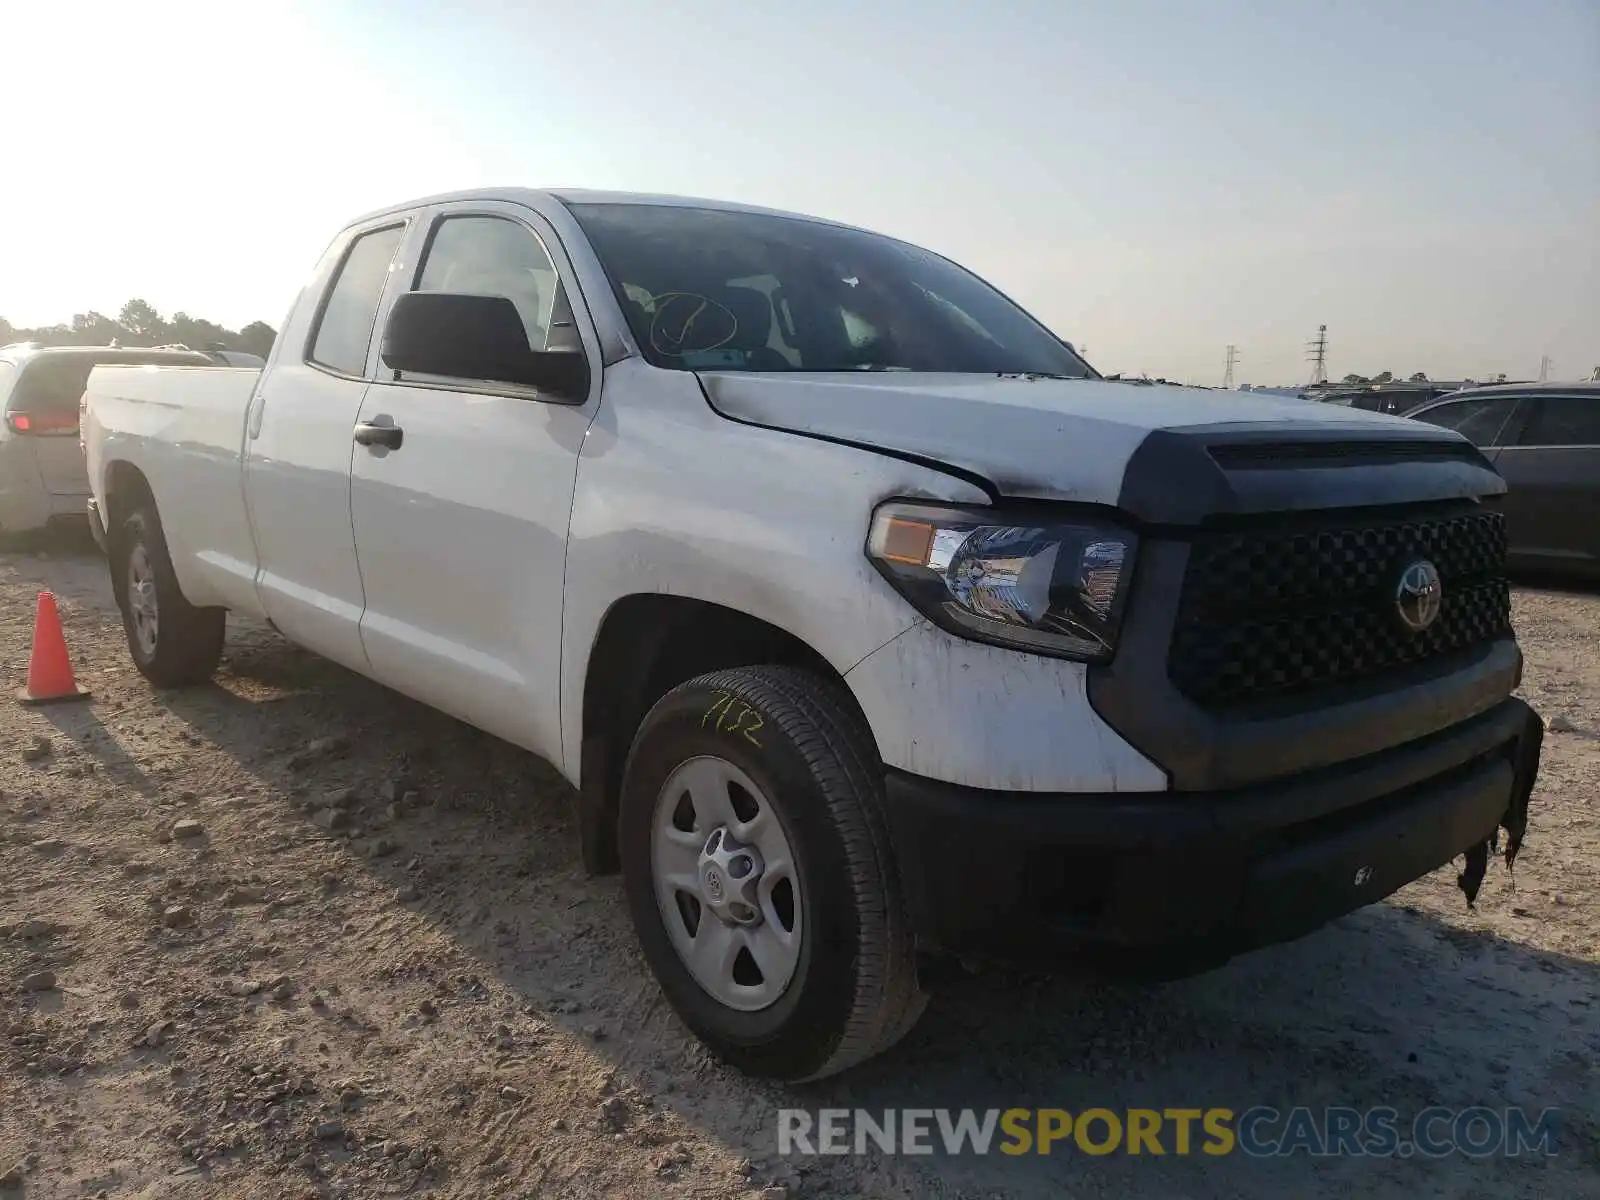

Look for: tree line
[1339,370,1510,387]
[1,299,276,359]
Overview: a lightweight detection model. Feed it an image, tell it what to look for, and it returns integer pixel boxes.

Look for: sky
[1,0,1594,385]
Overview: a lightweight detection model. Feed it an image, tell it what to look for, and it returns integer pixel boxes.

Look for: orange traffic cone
[17,591,90,705]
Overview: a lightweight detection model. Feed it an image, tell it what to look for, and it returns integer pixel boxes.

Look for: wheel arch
[101,460,158,608]
[102,458,157,535]
[575,593,871,875]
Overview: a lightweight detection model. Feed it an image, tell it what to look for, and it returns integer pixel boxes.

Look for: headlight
[866,501,1137,663]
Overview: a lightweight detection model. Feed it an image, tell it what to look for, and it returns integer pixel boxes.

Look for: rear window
[10,358,99,416]
[309,224,407,377]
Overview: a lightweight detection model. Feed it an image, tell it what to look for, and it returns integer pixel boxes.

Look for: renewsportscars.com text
[777,1106,1561,1158]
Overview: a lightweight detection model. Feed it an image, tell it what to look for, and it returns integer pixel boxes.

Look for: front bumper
[883,696,1542,978]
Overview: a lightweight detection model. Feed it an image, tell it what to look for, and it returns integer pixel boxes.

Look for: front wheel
[619,665,925,1081]
[111,503,225,687]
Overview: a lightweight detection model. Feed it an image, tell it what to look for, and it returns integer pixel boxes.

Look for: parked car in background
[149,343,268,369]
[0,343,213,538]
[201,349,267,368]
[1350,383,1450,414]
[1238,385,1310,400]
[1408,382,1600,577]
[1313,383,1475,413]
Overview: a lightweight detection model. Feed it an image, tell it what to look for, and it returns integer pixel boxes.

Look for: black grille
[1168,506,1510,708]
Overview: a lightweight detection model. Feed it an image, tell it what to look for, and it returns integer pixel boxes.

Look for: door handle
[354,421,403,450]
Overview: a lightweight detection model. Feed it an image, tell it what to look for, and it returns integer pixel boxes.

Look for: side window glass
[1414,399,1517,447]
[1451,399,1518,447]
[1410,401,1469,429]
[309,225,406,376]
[1519,398,1600,446]
[416,216,568,355]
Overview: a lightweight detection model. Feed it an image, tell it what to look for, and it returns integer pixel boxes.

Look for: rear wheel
[111,504,225,686]
[619,665,925,1081]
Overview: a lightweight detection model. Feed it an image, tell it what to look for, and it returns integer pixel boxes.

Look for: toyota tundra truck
[81,188,1543,1081]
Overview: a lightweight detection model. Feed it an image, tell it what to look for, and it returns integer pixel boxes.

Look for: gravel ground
[1,534,1596,1199]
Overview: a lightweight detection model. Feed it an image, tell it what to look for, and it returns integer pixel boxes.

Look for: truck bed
[84,363,265,616]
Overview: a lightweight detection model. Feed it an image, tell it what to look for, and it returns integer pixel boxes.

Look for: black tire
[110,503,225,687]
[619,665,926,1081]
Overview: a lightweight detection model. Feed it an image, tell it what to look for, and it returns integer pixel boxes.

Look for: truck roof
[346,187,864,233]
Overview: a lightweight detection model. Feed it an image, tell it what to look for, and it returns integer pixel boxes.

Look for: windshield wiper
[996,371,1081,381]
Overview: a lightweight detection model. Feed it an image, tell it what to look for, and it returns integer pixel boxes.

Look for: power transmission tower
[1223,344,1240,389]
[1538,355,1551,382]
[1306,325,1329,384]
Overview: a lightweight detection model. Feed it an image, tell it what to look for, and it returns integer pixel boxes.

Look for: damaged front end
[1458,705,1545,907]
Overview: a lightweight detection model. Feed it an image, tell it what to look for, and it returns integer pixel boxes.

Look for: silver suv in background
[1407,382,1600,577]
[0,343,213,539]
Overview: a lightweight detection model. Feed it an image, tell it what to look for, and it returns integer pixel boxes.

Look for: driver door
[348,201,601,762]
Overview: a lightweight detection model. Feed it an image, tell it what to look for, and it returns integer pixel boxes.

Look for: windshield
[565,202,1095,378]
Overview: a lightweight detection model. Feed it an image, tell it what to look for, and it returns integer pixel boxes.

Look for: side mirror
[380,291,589,403]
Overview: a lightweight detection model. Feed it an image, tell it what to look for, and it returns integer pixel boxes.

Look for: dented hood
[697,372,1473,509]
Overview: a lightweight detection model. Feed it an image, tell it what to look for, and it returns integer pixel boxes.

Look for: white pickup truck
[83,188,1543,1081]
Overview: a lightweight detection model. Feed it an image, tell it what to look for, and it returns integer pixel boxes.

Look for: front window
[414,215,576,354]
[566,203,1094,378]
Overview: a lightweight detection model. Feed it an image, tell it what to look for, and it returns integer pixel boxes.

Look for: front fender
[559,360,988,782]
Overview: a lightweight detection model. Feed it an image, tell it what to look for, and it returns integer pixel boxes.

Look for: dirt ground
[1,534,1596,1199]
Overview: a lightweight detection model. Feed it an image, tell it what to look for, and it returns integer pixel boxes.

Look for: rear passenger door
[1492,395,1600,571]
[243,217,410,672]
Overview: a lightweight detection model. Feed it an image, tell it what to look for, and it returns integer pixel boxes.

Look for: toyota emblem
[1394,560,1443,634]
[703,867,725,903]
